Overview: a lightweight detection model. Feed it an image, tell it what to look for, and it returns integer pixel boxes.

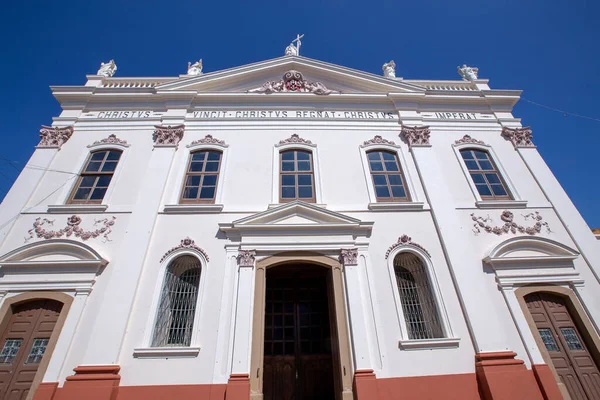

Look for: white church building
[0,40,599,400]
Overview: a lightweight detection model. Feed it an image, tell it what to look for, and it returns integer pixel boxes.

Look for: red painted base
[475,352,544,400]
[532,364,564,400]
[224,373,250,400]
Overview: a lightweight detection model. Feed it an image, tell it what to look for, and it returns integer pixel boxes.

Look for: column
[57,126,184,400]
[402,125,544,400]
[226,250,256,400]
[340,249,379,400]
[0,126,72,247]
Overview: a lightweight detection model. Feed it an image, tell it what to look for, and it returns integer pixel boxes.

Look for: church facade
[0,49,599,400]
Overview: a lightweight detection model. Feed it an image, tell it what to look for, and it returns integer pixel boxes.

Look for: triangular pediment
[156,56,425,95]
[231,201,363,227]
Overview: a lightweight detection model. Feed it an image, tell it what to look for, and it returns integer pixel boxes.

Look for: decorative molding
[385,235,431,259]
[25,215,115,243]
[160,237,209,263]
[399,337,460,350]
[339,248,358,266]
[37,126,74,149]
[501,126,535,148]
[153,125,185,147]
[400,125,431,147]
[360,135,399,148]
[87,134,129,148]
[454,135,487,146]
[187,134,229,148]
[471,210,551,236]
[247,70,339,95]
[133,346,200,358]
[237,250,256,267]
[275,133,316,148]
[162,204,224,214]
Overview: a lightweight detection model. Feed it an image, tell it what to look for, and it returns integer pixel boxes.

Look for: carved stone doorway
[250,253,353,400]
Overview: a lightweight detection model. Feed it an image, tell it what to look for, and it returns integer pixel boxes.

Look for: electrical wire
[521,97,600,123]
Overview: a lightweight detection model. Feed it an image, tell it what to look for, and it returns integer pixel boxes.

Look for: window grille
[152,255,202,347]
[394,252,444,340]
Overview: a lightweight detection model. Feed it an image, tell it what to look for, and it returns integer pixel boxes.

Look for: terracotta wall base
[376,372,481,400]
[532,364,564,400]
[224,374,250,400]
[475,351,545,400]
[52,365,121,400]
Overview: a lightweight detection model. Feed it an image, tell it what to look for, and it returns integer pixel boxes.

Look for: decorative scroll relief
[501,127,535,148]
[247,70,339,95]
[454,135,487,146]
[88,134,129,148]
[38,126,74,149]
[385,235,431,259]
[400,125,431,147]
[187,134,229,148]
[160,237,209,263]
[275,133,316,148]
[361,135,400,148]
[471,210,551,236]
[339,248,358,266]
[153,125,184,147]
[25,215,116,243]
[237,250,256,267]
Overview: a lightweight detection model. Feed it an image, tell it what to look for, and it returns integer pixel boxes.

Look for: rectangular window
[69,150,122,204]
[460,149,511,200]
[25,338,49,364]
[560,327,584,351]
[279,150,315,203]
[367,150,410,202]
[0,339,22,364]
[180,151,222,203]
[538,328,560,352]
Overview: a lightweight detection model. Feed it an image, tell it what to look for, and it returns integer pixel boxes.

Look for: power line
[0,153,79,176]
[521,97,600,123]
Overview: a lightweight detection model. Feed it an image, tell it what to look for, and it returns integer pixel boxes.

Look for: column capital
[339,248,358,266]
[501,126,535,148]
[37,125,74,149]
[153,124,184,147]
[237,250,256,268]
[400,125,431,148]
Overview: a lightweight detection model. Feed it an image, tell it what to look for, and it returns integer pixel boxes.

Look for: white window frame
[272,142,323,205]
[359,143,424,211]
[134,248,209,358]
[386,246,459,349]
[452,142,526,209]
[163,142,229,213]
[53,143,130,212]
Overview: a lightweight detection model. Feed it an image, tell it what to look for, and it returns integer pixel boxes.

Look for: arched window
[69,149,122,204]
[180,150,222,203]
[366,150,410,202]
[152,255,202,347]
[280,150,315,202]
[460,149,511,200]
[394,252,443,339]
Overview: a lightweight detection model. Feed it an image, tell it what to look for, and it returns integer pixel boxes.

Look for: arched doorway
[525,292,600,400]
[0,299,63,399]
[263,264,335,400]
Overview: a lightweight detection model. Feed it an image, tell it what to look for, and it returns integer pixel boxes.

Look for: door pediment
[156,56,425,95]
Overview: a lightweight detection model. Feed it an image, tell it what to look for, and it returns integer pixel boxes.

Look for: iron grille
[394,252,444,340]
[152,255,201,347]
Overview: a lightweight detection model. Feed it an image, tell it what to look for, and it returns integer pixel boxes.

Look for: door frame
[516,285,600,399]
[250,252,354,400]
[0,292,73,400]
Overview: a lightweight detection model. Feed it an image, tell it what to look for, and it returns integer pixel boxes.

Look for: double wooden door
[526,293,600,400]
[263,266,335,400]
[0,300,62,400]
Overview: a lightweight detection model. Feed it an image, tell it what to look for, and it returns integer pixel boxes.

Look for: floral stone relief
[471,210,551,235]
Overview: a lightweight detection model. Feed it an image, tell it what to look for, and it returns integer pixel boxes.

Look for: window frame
[386,246,457,348]
[452,142,521,205]
[459,148,512,201]
[365,149,411,203]
[179,149,223,204]
[278,149,316,203]
[67,149,123,205]
[138,248,208,356]
[272,142,322,204]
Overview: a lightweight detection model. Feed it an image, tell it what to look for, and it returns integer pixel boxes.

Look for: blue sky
[1,0,599,227]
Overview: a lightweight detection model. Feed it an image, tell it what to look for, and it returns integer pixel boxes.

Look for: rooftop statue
[382,60,396,78]
[457,64,478,81]
[187,59,203,76]
[285,34,304,56]
[97,59,117,77]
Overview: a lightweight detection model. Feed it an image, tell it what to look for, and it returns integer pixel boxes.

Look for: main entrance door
[263,265,335,400]
[0,299,62,400]
[526,292,600,400]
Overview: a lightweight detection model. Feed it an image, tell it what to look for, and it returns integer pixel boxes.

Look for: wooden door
[0,300,62,400]
[526,293,600,400]
[263,266,335,400]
